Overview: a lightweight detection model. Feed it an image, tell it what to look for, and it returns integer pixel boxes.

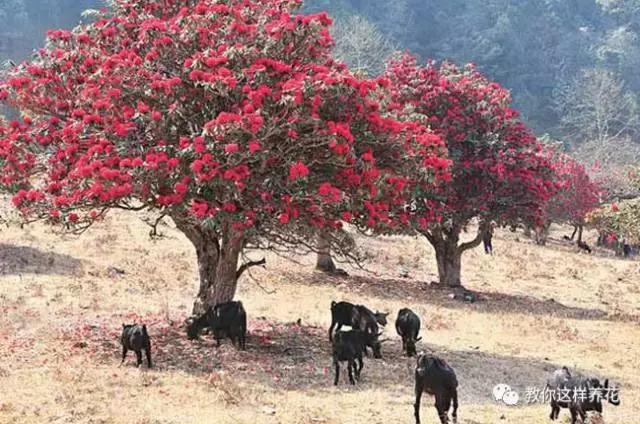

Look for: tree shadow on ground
[0,243,83,276]
[59,312,607,403]
[291,271,640,324]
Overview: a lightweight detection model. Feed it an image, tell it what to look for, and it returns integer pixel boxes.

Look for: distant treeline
[305,0,640,142]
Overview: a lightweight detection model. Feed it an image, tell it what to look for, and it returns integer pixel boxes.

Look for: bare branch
[236,257,266,279]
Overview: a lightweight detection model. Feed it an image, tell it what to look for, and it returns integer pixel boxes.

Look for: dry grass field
[0,209,639,424]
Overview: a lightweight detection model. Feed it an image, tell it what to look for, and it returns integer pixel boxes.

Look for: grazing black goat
[331,329,372,385]
[414,354,458,424]
[120,323,152,368]
[328,301,388,340]
[547,367,620,424]
[186,301,247,350]
[396,308,421,357]
[577,240,592,253]
[329,301,387,357]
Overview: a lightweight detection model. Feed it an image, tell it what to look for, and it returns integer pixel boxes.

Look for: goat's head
[368,330,387,359]
[374,311,389,326]
[184,316,201,340]
[583,378,605,413]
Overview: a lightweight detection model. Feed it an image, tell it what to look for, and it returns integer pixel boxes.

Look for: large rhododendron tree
[385,54,557,287]
[543,151,601,242]
[0,0,447,312]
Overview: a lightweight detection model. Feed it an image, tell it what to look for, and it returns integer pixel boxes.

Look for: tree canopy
[384,54,557,286]
[0,0,450,309]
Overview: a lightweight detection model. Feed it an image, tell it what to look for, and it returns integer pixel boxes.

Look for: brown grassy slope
[0,210,639,424]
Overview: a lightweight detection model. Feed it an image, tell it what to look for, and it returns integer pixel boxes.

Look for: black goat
[120,323,152,368]
[331,329,370,385]
[186,301,247,350]
[547,367,620,423]
[577,240,592,253]
[414,354,458,424]
[396,308,421,357]
[328,301,388,340]
[329,301,387,357]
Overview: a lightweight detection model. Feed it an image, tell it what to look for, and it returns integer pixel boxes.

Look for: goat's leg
[333,357,340,386]
[578,409,586,423]
[451,389,458,423]
[240,330,246,350]
[435,396,449,424]
[356,355,364,380]
[414,380,423,424]
[347,359,355,385]
[121,346,128,365]
[550,401,560,420]
[362,345,369,357]
[569,407,578,424]
[145,344,152,368]
[135,350,142,367]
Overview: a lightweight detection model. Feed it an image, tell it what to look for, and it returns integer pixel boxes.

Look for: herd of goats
[119,300,621,424]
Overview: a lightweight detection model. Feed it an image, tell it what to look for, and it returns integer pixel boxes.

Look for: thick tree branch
[236,257,266,279]
[458,223,488,253]
[419,229,438,246]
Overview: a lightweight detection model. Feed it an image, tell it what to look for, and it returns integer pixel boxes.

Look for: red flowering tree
[543,151,601,242]
[384,54,556,287]
[0,1,447,312]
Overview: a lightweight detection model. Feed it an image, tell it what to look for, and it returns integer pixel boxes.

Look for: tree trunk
[576,225,584,243]
[570,225,578,241]
[316,232,337,273]
[203,233,243,311]
[425,224,486,288]
[434,241,462,287]
[173,218,244,315]
[534,225,549,245]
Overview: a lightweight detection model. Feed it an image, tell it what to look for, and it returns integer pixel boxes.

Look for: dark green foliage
[304,0,635,140]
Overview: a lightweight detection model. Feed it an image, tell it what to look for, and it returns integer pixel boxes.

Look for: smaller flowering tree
[587,199,640,245]
[586,164,640,246]
[542,151,601,242]
[384,54,557,287]
[0,0,447,312]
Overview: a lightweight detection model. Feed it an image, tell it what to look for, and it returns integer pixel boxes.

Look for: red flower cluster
[0,0,446,235]
[384,54,557,229]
